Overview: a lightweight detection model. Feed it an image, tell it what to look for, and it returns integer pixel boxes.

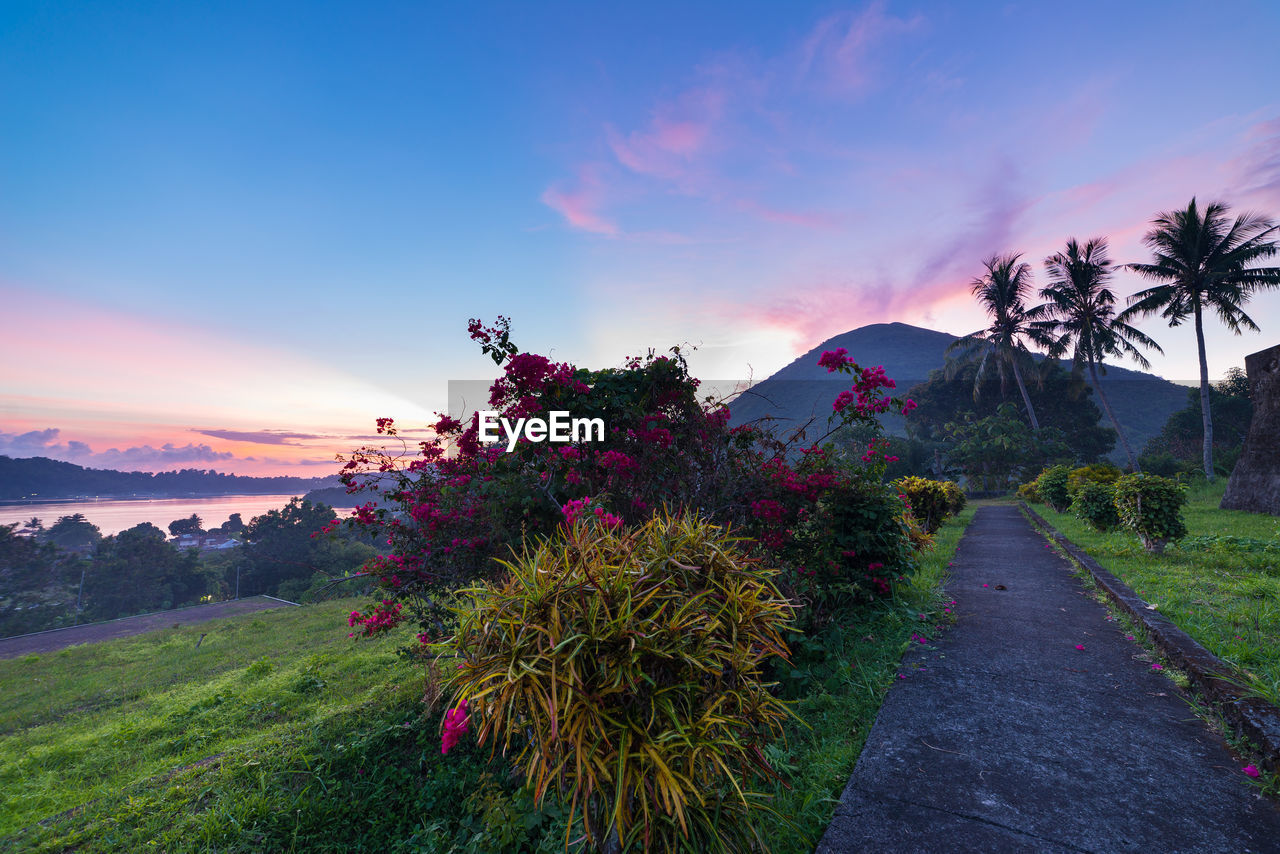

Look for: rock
[1221,343,1280,514]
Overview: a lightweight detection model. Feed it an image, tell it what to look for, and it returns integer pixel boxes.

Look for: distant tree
[168,514,204,538]
[1142,367,1253,476]
[947,252,1045,429]
[0,523,77,636]
[1033,237,1163,471]
[43,514,102,552]
[219,513,245,535]
[83,523,214,620]
[906,360,1115,464]
[942,403,1070,491]
[1123,198,1280,480]
[240,499,344,596]
[22,517,43,536]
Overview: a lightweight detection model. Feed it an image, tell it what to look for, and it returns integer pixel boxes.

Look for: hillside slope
[726,322,1188,458]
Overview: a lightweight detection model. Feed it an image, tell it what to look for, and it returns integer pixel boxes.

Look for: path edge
[1021,501,1280,774]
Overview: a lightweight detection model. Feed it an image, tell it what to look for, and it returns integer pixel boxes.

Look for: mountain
[0,456,341,502]
[726,322,1188,459]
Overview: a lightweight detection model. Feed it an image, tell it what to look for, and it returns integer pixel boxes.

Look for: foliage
[1066,463,1122,496]
[0,524,79,637]
[167,514,204,538]
[1036,465,1073,512]
[905,359,1115,464]
[894,476,956,534]
[41,513,101,552]
[338,319,918,645]
[1113,473,1188,552]
[1033,236,1163,471]
[239,498,371,598]
[947,252,1046,429]
[83,523,217,620]
[1016,480,1040,503]
[447,512,795,852]
[942,480,966,515]
[3,511,980,853]
[942,404,1069,491]
[1070,482,1120,532]
[1142,368,1253,477]
[1123,197,1280,479]
[788,473,920,631]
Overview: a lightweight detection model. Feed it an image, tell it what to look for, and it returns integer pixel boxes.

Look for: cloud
[606,86,725,180]
[0,428,234,469]
[541,164,619,236]
[541,4,928,238]
[795,3,926,96]
[195,428,326,445]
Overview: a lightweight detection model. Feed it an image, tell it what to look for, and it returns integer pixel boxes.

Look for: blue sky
[3,1,1279,473]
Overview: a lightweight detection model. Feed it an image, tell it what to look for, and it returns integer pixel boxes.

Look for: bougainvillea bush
[338,320,921,641]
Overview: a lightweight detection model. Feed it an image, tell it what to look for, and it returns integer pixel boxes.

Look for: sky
[3,1,1280,476]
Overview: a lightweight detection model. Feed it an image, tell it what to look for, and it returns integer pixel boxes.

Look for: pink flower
[441,701,470,755]
[1243,765,1260,778]
[1150,663,1163,671]
[982,583,988,588]
[1074,644,1085,651]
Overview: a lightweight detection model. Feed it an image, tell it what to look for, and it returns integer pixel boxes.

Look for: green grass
[758,503,977,849]
[0,599,417,842]
[1029,480,1280,705]
[3,507,978,853]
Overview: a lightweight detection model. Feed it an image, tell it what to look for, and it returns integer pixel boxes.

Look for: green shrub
[942,480,966,515]
[1036,465,1072,512]
[1113,473,1187,553]
[1070,482,1119,532]
[448,512,795,853]
[791,474,917,631]
[893,476,953,534]
[1016,480,1041,503]
[1066,463,1122,496]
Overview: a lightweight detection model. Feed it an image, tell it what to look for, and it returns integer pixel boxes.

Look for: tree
[168,514,204,538]
[1142,367,1253,476]
[1122,198,1280,480]
[1034,238,1162,471]
[942,403,1069,491]
[83,523,213,620]
[905,360,1115,464]
[947,252,1044,429]
[43,514,102,552]
[218,513,245,534]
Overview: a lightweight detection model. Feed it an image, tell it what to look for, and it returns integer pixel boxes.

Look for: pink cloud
[541,164,619,236]
[795,2,925,96]
[606,86,725,180]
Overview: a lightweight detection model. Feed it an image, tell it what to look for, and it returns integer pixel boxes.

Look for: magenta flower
[1243,765,1260,778]
[1074,644,1085,651]
[1151,663,1163,671]
[441,701,470,755]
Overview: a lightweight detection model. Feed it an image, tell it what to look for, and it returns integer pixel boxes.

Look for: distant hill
[0,456,340,502]
[726,322,1188,459]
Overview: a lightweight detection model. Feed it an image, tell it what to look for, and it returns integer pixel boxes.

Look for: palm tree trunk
[1088,359,1140,472]
[1011,362,1041,430]
[1194,302,1214,481]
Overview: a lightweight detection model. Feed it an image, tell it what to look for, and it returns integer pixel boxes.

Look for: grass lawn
[3,505,976,852]
[1028,480,1280,705]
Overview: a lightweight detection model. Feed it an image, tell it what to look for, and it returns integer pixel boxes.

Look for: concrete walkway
[819,505,1280,853]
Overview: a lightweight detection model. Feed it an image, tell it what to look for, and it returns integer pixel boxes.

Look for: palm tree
[947,252,1044,430]
[1122,198,1280,480]
[1033,237,1162,471]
